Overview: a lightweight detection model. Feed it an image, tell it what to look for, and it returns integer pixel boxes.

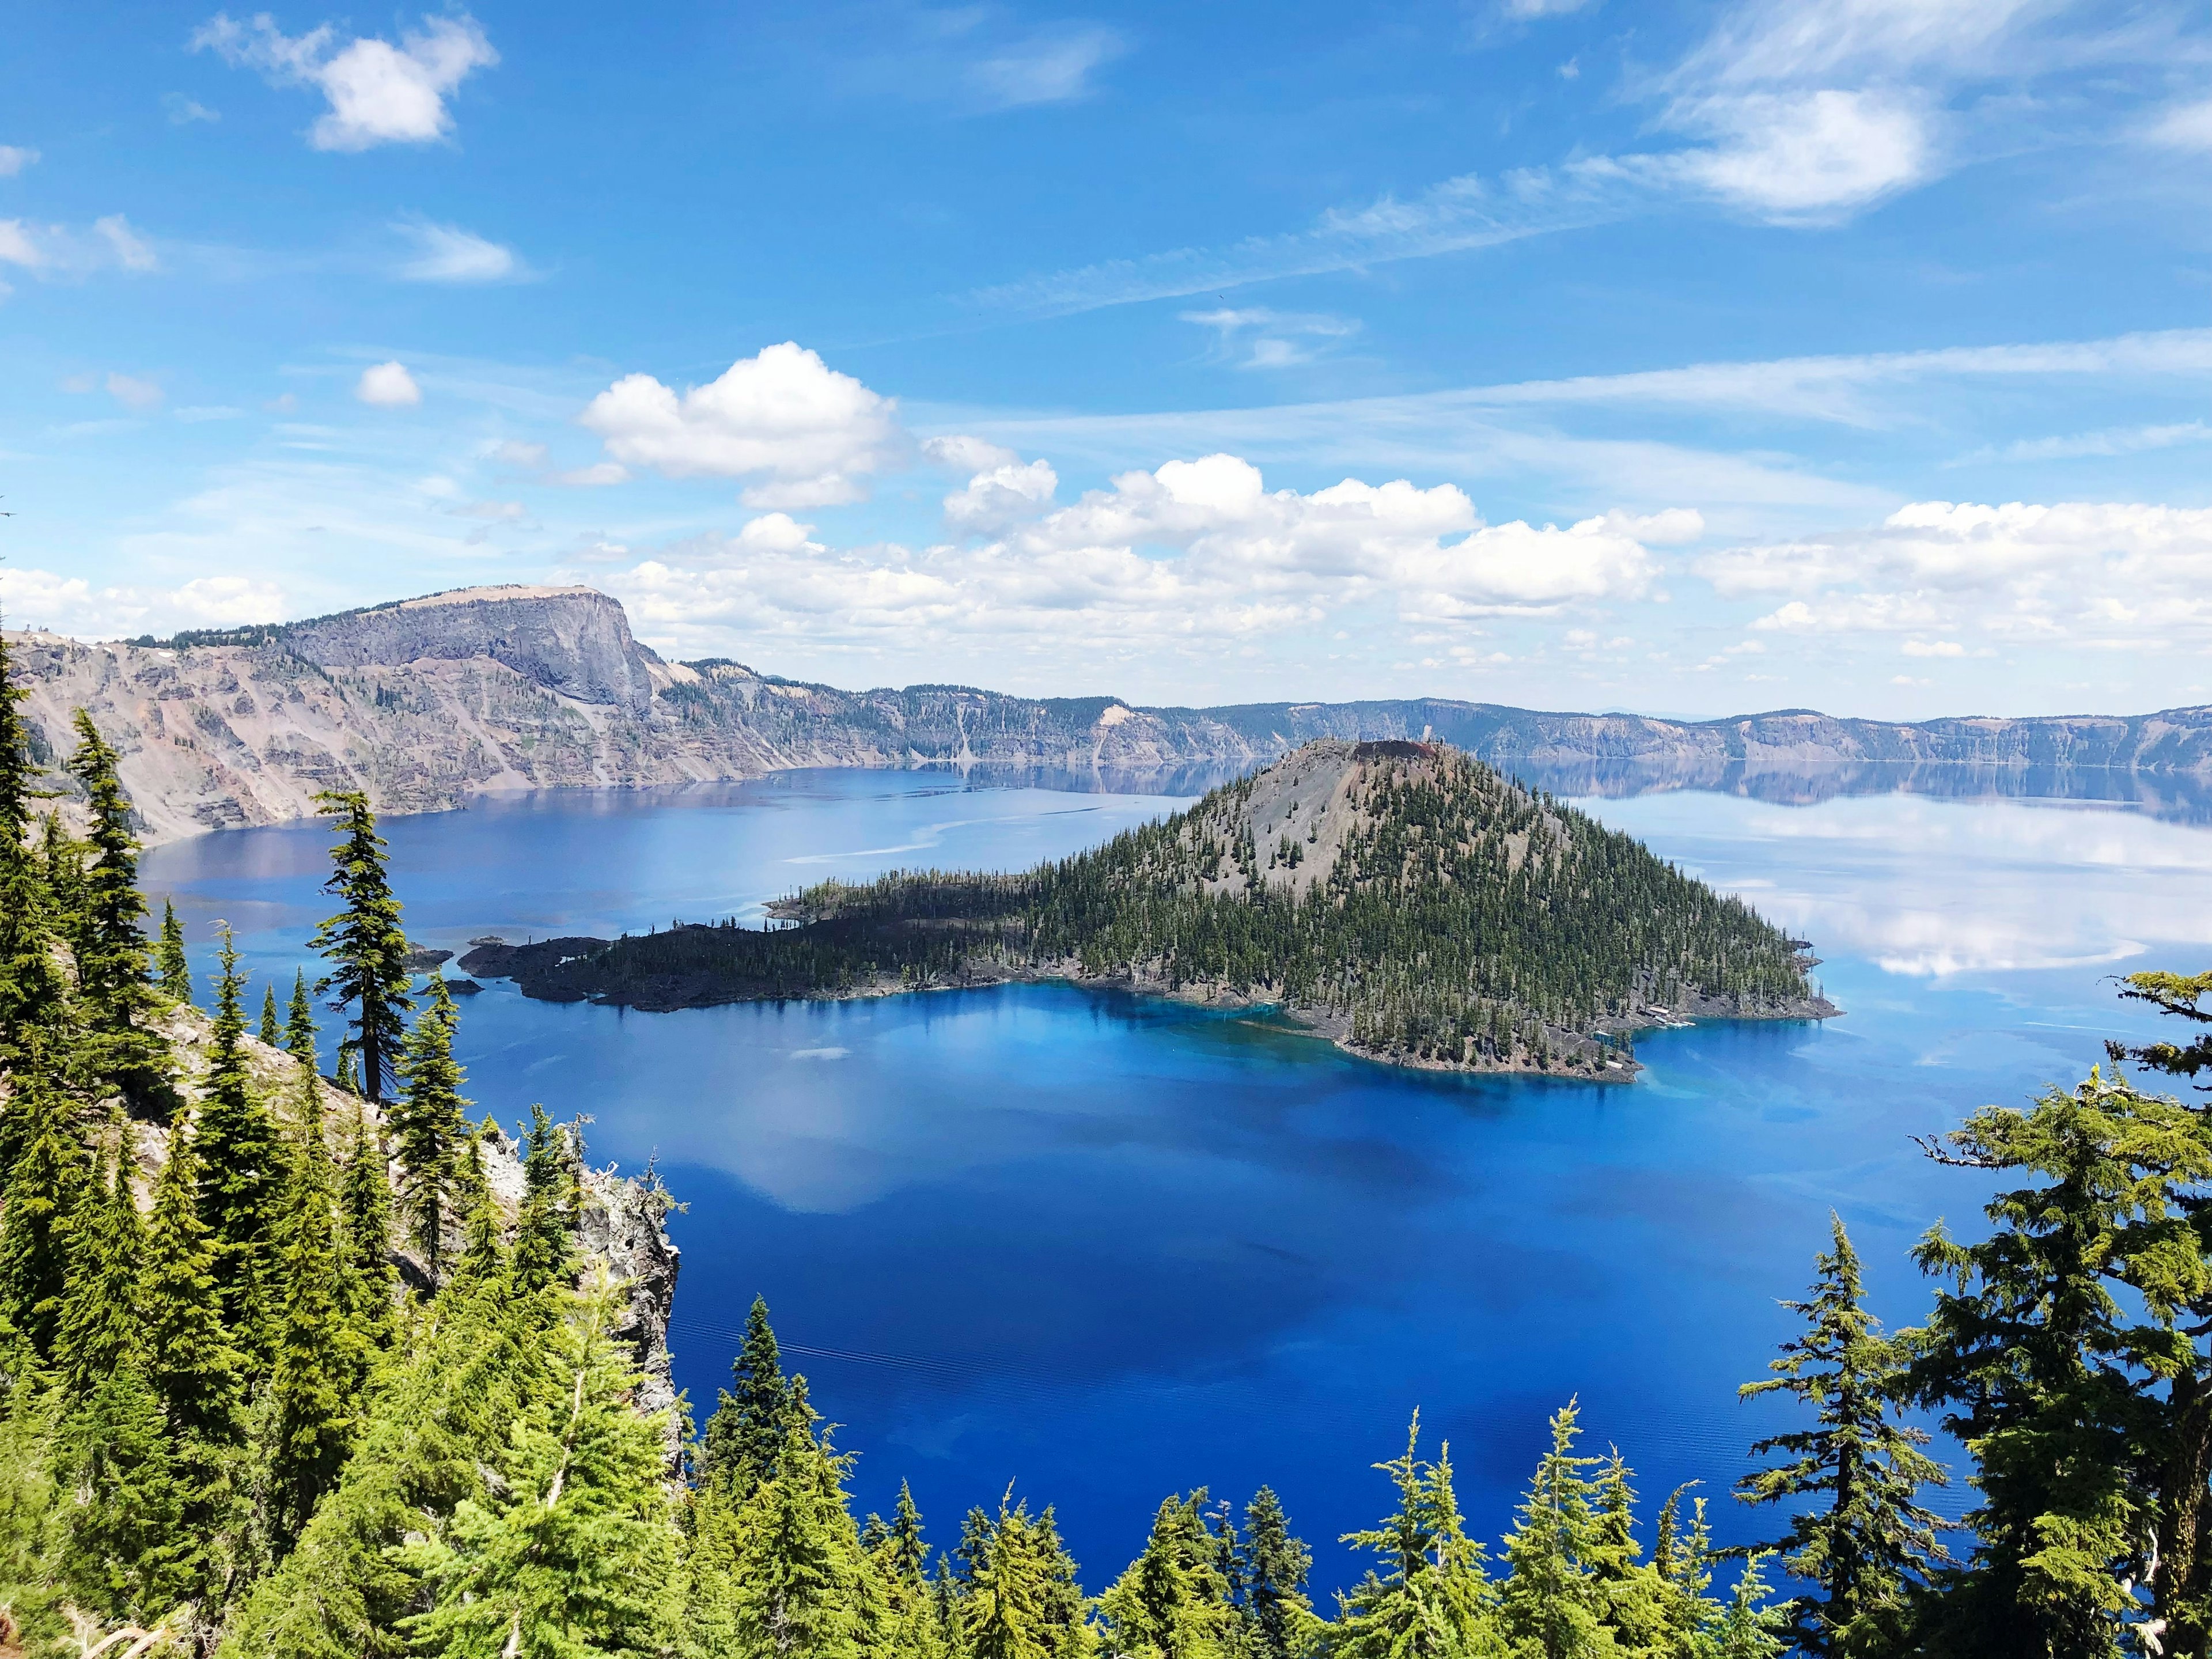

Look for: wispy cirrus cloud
[965,168,1630,317]
[391,218,525,283]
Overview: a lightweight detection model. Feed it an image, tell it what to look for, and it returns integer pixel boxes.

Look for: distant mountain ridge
[15,581,2212,841]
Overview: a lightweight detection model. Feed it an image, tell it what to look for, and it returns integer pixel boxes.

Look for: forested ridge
[480,740,1827,1077]
[17,626,2212,1657]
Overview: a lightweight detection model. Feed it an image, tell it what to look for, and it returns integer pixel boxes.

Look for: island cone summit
[463,738,1834,1077]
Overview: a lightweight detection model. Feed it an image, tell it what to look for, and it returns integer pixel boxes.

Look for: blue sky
[4,0,2211,718]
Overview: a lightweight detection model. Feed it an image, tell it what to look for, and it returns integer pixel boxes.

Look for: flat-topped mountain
[461,739,1833,1078]
[17,582,2212,842]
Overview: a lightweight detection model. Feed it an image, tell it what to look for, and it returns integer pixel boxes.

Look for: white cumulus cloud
[355,361,421,407]
[1705,501,2212,647]
[0,147,37,177]
[192,11,497,151]
[598,452,1674,663]
[0,567,286,640]
[579,342,903,508]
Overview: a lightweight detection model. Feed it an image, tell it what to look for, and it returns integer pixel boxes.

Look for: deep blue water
[139,768,2211,1594]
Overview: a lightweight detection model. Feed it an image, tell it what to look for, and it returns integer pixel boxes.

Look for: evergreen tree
[2099,969,2212,1646]
[1498,1402,1612,1659]
[391,976,469,1274]
[309,790,412,1103]
[1036,1505,1098,1659]
[1098,1492,1240,1659]
[1903,1067,2207,1658]
[141,1112,245,1446]
[286,968,317,1066]
[156,899,191,1002]
[0,1049,88,1359]
[51,1359,195,1624]
[1328,1414,1500,1659]
[701,1294,800,1500]
[449,1127,505,1289]
[336,1042,361,1096]
[260,982,283,1047]
[52,1109,145,1399]
[403,1271,681,1659]
[511,1105,579,1298]
[1700,1555,1789,1659]
[869,1480,948,1659]
[139,1112,246,1607]
[220,1265,555,1659]
[195,924,285,1350]
[1736,1214,1946,1657]
[0,804,69,1071]
[961,1492,1091,1659]
[337,1094,396,1350]
[65,711,171,1106]
[267,1063,364,1550]
[710,1419,882,1659]
[1243,1487,1316,1659]
[0,620,32,854]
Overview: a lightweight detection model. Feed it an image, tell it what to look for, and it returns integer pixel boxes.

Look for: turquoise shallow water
[139,768,2212,1592]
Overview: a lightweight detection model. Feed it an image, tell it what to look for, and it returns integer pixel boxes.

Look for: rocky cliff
[18,582,2212,842]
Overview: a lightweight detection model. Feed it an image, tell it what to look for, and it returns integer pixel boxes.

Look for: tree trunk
[2157,1358,2212,1655]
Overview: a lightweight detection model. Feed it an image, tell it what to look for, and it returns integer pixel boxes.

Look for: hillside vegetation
[470,740,1829,1076]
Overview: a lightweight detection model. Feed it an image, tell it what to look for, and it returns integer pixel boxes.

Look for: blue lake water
[139,767,2212,1593]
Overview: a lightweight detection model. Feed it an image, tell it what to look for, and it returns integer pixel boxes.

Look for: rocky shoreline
[456,930,1839,1082]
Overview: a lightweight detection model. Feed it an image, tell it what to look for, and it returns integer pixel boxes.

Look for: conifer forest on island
[16,627,2212,1659]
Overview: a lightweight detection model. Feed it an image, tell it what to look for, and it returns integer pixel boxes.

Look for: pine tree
[141,1112,245,1445]
[336,1043,361,1096]
[309,790,412,1104]
[389,977,469,1275]
[869,1480,948,1659]
[138,1109,248,1610]
[1243,1487,1316,1659]
[701,1294,799,1500]
[1903,1068,2207,1659]
[1328,1414,1500,1659]
[0,620,32,854]
[52,1358,196,1624]
[267,1062,365,1549]
[1736,1214,1946,1657]
[0,1049,88,1359]
[156,899,192,1002]
[219,1262,556,1659]
[511,1105,579,1298]
[961,1492,1089,1659]
[65,711,171,1106]
[337,1094,396,1351]
[195,924,285,1351]
[0,810,69,1071]
[1036,1505,1097,1659]
[261,982,283,1047]
[52,1109,145,1399]
[403,1270,681,1659]
[1498,1401,1612,1659]
[1098,1491,1240,1659]
[449,1127,505,1289]
[286,968,317,1066]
